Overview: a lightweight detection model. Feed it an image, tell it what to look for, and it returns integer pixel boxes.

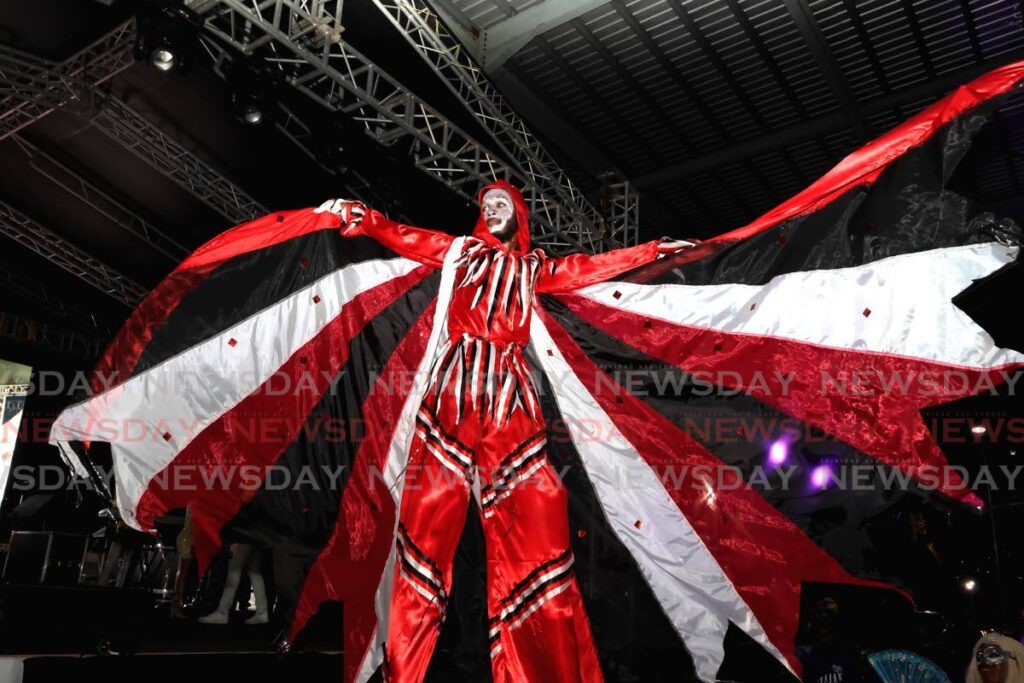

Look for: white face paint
[481,189,516,241]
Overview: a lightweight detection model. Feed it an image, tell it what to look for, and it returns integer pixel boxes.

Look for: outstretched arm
[337,201,455,269]
[537,238,697,293]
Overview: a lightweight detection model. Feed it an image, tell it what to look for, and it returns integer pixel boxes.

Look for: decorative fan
[868,650,951,683]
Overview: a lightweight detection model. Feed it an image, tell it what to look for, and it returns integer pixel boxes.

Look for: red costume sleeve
[536,240,661,293]
[345,207,455,269]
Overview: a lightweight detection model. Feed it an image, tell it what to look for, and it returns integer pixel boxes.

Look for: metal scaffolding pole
[0,19,136,142]
[0,202,148,308]
[90,93,266,224]
[0,311,105,360]
[191,0,591,254]
[369,0,639,248]
[11,135,191,263]
[0,265,110,334]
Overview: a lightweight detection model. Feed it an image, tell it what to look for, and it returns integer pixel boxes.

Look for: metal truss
[191,0,599,254]
[370,0,639,248]
[0,310,104,360]
[0,19,136,142]
[91,93,266,224]
[0,202,148,308]
[11,135,190,263]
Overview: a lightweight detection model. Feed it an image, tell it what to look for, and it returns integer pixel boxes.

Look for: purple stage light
[768,440,788,466]
[811,465,831,489]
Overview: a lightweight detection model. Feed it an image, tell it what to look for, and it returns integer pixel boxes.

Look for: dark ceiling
[1,0,1024,365]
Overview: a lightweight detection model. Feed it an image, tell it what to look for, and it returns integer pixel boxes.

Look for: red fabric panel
[92,207,346,392]
[705,60,1024,247]
[133,265,432,571]
[291,300,437,683]
[557,293,1016,507]
[540,307,905,676]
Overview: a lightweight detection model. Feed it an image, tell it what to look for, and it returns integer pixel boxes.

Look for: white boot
[244,552,269,625]
[198,609,230,625]
[198,544,251,625]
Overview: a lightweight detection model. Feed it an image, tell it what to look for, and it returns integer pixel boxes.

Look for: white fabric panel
[0,657,24,683]
[580,243,1024,369]
[357,237,466,683]
[48,257,422,529]
[530,314,793,682]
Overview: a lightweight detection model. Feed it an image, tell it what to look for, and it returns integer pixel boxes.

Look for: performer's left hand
[656,237,700,255]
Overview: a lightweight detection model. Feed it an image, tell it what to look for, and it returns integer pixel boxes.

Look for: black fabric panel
[219,270,440,629]
[630,93,1019,287]
[133,232,397,376]
[539,294,911,583]
[525,344,699,683]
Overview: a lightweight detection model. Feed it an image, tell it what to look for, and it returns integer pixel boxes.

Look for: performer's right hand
[338,200,368,236]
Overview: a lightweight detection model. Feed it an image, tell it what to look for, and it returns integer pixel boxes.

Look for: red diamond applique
[862,307,872,317]
[299,257,309,267]
[613,290,622,299]
[576,529,587,538]
[162,432,172,441]
[777,235,787,245]
[227,338,237,347]
[312,294,321,304]
[633,520,642,529]
[749,303,757,311]
[547,349,554,356]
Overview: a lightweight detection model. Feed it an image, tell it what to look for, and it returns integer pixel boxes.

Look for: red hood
[472,180,531,253]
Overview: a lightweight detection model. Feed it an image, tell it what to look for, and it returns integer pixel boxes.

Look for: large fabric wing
[528,61,1024,681]
[47,202,458,682]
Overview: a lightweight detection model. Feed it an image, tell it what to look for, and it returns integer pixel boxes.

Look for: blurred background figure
[966,633,1024,683]
[170,505,197,620]
[197,543,268,625]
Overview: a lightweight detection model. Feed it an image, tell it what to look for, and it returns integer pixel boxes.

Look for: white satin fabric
[581,242,1023,369]
[530,314,792,682]
[49,257,422,530]
[357,237,467,683]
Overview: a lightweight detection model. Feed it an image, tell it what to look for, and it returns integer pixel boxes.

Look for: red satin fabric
[539,306,905,677]
[354,208,456,269]
[134,266,434,569]
[536,241,661,293]
[558,292,1002,507]
[384,334,601,683]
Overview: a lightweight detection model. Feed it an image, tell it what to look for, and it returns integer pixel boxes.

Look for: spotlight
[971,424,987,435]
[810,464,831,490]
[150,46,175,71]
[133,3,202,75]
[963,578,977,592]
[229,59,278,127]
[768,440,788,466]
[231,89,266,126]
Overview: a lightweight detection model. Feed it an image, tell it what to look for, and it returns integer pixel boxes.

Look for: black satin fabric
[629,92,1021,289]
[220,263,440,633]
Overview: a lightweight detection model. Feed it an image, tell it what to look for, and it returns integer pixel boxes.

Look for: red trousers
[383,333,603,682]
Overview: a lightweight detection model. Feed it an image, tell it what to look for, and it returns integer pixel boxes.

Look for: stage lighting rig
[132,1,202,75]
[227,59,282,127]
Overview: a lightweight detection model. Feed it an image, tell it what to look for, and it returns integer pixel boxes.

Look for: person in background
[966,633,1024,683]
[197,542,269,625]
[170,505,197,619]
[798,597,866,683]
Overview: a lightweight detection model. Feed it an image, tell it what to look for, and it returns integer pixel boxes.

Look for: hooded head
[472,180,531,253]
